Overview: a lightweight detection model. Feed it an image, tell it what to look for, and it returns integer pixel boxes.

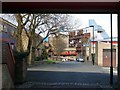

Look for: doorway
[103,49,116,67]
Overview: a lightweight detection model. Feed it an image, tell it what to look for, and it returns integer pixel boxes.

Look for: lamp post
[90,25,95,65]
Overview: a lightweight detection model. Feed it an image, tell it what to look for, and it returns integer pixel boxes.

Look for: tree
[23,14,74,64]
[14,14,24,52]
[2,14,80,64]
[52,34,67,60]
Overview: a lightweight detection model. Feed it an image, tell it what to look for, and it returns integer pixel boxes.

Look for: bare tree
[1,14,25,52]
[52,34,67,60]
[22,14,74,64]
[2,14,80,64]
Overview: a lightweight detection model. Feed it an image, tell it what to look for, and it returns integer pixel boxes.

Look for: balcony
[69,44,75,47]
[84,33,90,38]
[69,35,84,40]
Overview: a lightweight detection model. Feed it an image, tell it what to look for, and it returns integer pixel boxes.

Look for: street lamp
[90,25,95,65]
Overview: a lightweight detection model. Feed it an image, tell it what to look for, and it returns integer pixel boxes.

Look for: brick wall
[96,42,118,67]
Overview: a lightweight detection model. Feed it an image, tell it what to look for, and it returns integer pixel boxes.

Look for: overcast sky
[71,14,118,37]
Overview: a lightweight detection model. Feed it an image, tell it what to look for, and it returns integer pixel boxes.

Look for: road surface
[15,61,117,89]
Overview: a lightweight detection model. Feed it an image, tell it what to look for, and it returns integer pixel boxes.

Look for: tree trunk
[15,14,23,52]
[31,50,35,64]
[27,46,32,65]
[31,33,36,64]
[16,34,23,52]
[27,37,33,65]
[27,36,35,65]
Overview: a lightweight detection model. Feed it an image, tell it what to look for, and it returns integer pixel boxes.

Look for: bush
[41,49,49,59]
[13,50,29,60]
[45,60,56,64]
[34,57,41,61]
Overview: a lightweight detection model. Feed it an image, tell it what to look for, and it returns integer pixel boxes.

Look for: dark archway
[2,1,120,89]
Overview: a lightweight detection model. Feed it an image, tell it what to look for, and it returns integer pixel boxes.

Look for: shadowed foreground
[15,62,117,89]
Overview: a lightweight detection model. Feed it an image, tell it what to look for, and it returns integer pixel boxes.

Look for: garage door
[103,49,116,67]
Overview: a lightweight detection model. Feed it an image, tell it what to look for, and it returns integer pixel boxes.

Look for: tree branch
[23,14,30,26]
[23,27,30,38]
[36,31,50,48]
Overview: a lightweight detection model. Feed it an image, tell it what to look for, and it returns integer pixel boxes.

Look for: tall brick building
[69,29,90,61]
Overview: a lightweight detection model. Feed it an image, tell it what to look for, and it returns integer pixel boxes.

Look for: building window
[0,25,8,32]
[0,24,3,31]
[75,31,78,35]
[97,31,103,33]
[10,43,14,50]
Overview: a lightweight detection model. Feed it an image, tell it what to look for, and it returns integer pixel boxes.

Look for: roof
[0,17,17,28]
[0,31,16,44]
[89,19,109,40]
[102,37,118,41]
[68,29,83,32]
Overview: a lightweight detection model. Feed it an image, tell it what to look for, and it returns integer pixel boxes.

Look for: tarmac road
[16,61,117,89]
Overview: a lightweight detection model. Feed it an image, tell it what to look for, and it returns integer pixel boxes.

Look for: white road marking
[102,67,117,75]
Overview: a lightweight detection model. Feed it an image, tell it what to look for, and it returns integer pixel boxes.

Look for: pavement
[15,61,118,89]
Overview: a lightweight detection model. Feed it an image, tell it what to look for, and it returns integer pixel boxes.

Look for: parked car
[68,56,76,61]
[62,58,68,62]
[76,57,84,62]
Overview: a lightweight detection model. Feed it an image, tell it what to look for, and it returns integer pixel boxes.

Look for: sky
[70,14,118,37]
[0,14,118,40]
[45,14,118,42]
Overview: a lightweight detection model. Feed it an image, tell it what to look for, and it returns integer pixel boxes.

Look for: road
[16,61,117,89]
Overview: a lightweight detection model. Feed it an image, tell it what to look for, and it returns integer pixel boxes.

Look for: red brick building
[69,29,90,60]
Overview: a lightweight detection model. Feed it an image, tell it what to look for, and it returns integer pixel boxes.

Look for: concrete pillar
[117,7,120,90]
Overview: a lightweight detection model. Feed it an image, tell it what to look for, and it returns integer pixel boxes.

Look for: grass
[45,60,56,64]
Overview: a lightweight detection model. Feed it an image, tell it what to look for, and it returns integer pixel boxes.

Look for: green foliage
[34,57,41,61]
[41,49,49,59]
[34,49,49,61]
[45,60,56,64]
[13,50,29,60]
